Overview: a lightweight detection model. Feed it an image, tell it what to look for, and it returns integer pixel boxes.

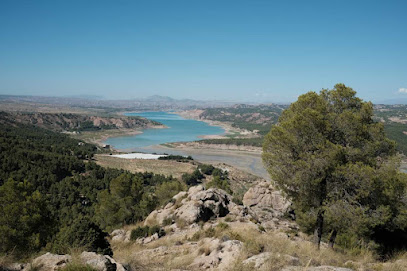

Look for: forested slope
[0,114,182,258]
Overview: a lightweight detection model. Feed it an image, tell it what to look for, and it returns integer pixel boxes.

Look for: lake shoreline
[103,111,227,150]
[87,111,267,179]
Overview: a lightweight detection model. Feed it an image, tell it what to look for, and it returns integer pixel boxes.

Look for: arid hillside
[0,111,161,132]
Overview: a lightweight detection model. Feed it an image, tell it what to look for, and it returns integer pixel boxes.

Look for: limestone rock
[175,188,231,224]
[111,229,130,242]
[281,266,353,271]
[145,185,234,227]
[31,253,71,271]
[80,252,127,271]
[243,252,300,268]
[136,232,160,245]
[243,252,274,268]
[241,181,297,230]
[243,181,290,213]
[3,263,26,271]
[173,191,188,201]
[190,239,243,270]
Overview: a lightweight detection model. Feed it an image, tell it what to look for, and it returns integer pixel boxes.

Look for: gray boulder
[281,266,353,271]
[145,185,234,227]
[190,239,243,270]
[243,252,300,268]
[31,253,71,271]
[243,181,290,213]
[175,187,231,224]
[28,252,127,271]
[80,252,127,271]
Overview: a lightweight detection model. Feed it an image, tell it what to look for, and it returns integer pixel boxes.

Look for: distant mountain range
[0,94,239,110]
[376,98,407,105]
[2,94,407,110]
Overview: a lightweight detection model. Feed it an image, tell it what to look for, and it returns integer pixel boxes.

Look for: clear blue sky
[0,0,406,103]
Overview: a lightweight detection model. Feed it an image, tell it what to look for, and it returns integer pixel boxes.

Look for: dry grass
[222,223,378,270]
[0,254,15,271]
[95,154,196,179]
[111,220,407,271]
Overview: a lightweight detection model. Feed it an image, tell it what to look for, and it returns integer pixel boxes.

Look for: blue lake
[105,111,225,151]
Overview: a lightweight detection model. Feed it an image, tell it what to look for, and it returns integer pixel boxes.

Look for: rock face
[111,229,130,242]
[175,187,231,224]
[145,185,233,226]
[31,253,71,271]
[243,252,300,268]
[242,180,294,230]
[190,238,243,270]
[281,267,353,271]
[143,181,296,232]
[243,180,290,213]
[28,252,126,271]
[80,252,127,271]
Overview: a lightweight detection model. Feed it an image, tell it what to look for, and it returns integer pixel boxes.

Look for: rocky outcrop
[242,252,300,268]
[145,185,233,226]
[190,239,243,270]
[31,253,71,271]
[242,180,295,230]
[175,186,231,224]
[142,181,296,233]
[243,180,290,213]
[281,267,353,271]
[27,252,126,271]
[80,252,127,271]
[111,229,130,242]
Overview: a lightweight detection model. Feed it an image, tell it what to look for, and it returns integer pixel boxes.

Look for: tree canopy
[262,84,407,252]
[0,117,185,258]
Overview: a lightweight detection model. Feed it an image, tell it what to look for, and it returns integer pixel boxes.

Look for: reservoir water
[105,111,225,150]
[104,111,269,179]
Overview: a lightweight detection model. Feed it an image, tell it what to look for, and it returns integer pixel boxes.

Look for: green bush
[49,217,112,256]
[182,169,204,186]
[155,181,185,206]
[158,155,193,162]
[198,164,215,175]
[206,176,232,194]
[130,225,165,240]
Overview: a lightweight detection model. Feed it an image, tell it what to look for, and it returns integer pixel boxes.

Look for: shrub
[49,217,112,256]
[198,164,215,175]
[155,181,185,206]
[162,216,174,226]
[216,222,230,231]
[130,226,149,240]
[206,176,232,194]
[158,155,193,162]
[244,239,264,256]
[130,225,165,240]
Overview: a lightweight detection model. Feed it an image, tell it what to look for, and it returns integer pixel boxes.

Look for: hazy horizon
[1,1,406,104]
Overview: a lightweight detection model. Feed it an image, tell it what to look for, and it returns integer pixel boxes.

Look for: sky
[0,0,406,103]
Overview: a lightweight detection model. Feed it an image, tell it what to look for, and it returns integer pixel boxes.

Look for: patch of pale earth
[389,117,407,124]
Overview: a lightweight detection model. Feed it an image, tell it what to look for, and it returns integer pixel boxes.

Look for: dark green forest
[0,112,183,258]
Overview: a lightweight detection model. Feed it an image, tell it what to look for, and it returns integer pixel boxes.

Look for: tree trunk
[315,179,327,250]
[315,210,324,249]
[328,229,337,249]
